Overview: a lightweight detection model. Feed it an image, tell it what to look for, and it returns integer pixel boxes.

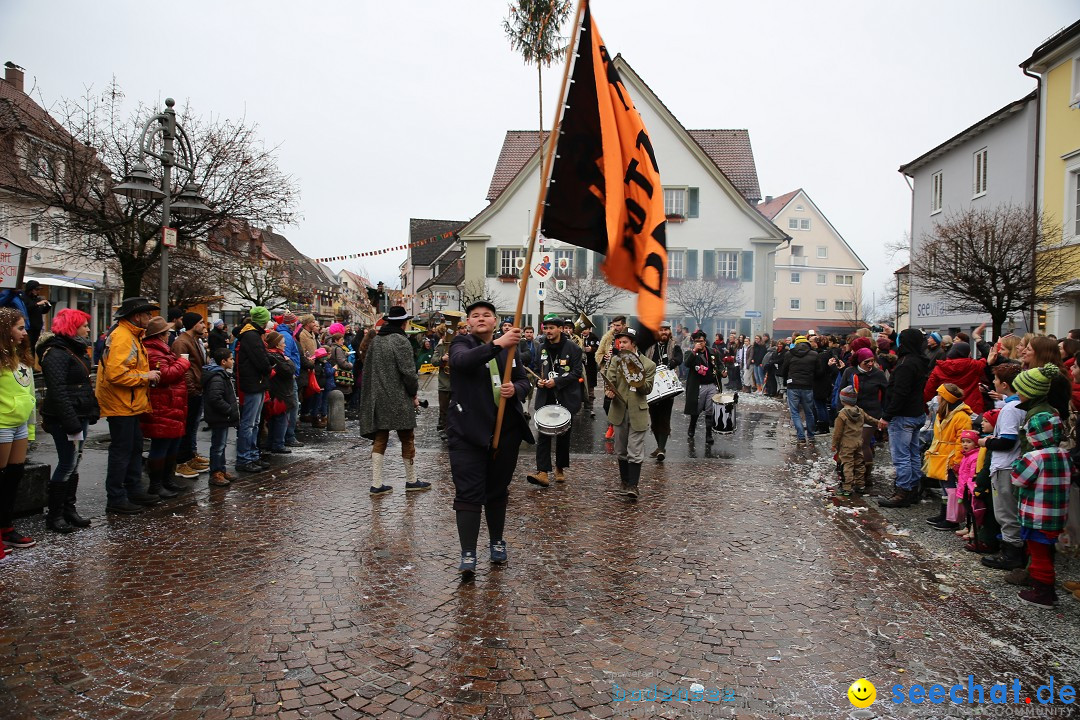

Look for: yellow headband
[937,384,961,403]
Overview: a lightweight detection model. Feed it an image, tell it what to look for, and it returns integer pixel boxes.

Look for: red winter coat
[140,336,190,439]
[923,357,987,414]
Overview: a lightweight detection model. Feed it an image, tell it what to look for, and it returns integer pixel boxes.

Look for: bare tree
[460,279,496,311]
[837,286,875,331]
[548,276,627,317]
[667,279,743,330]
[215,255,288,310]
[908,203,1076,337]
[0,79,299,297]
[141,248,222,310]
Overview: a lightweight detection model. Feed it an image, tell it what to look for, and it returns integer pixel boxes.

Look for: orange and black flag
[541,0,667,333]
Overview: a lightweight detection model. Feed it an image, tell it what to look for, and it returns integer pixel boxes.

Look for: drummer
[645,320,683,461]
[683,330,727,445]
[603,328,656,499]
[527,313,583,488]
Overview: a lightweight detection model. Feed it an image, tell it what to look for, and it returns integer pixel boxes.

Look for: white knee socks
[371,452,384,489]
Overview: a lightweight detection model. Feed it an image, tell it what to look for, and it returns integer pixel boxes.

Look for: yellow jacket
[95,319,152,417]
[924,402,972,481]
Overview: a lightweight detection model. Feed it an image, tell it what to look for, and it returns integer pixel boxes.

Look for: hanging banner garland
[268,230,458,266]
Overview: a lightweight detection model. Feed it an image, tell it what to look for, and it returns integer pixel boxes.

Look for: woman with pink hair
[38,309,99,533]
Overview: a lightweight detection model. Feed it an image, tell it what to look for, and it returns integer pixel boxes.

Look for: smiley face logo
[847,678,876,708]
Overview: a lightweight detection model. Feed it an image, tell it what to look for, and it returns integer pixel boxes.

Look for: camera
[870,324,885,333]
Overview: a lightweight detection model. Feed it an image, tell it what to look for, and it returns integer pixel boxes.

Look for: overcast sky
[2,1,1076,301]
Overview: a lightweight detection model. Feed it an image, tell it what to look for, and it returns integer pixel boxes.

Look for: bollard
[327,389,347,431]
[14,462,50,517]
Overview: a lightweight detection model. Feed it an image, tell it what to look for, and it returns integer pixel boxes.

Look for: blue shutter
[703,250,715,279]
[486,248,498,277]
[593,251,604,277]
[686,249,698,279]
[739,318,751,336]
[575,248,587,278]
[740,251,754,282]
[687,188,700,218]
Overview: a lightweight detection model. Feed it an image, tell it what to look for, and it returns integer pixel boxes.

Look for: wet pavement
[2,388,1079,719]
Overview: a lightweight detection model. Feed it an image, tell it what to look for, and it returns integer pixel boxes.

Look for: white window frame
[835,274,854,286]
[931,171,943,214]
[835,300,854,312]
[1064,153,1080,241]
[788,218,799,230]
[973,147,988,198]
[790,271,801,284]
[799,218,810,230]
[716,250,739,280]
[663,186,687,218]
[1071,58,1080,109]
[815,299,826,312]
[668,249,686,279]
[816,246,828,259]
[554,249,574,277]
[789,298,801,310]
[500,248,523,277]
[816,272,827,285]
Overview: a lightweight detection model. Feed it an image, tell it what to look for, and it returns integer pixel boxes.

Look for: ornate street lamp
[114,98,210,311]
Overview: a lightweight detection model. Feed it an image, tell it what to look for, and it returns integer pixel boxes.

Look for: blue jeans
[48,420,89,484]
[814,398,829,426]
[888,415,926,491]
[786,388,816,439]
[753,365,764,389]
[236,392,265,464]
[148,436,182,460]
[105,416,143,503]
[286,401,299,443]
[269,411,288,451]
[210,426,229,473]
[178,395,202,462]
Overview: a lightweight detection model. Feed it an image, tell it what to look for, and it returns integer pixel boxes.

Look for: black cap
[465,300,497,315]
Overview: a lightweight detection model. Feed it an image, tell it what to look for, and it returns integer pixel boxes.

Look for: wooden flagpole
[492,0,587,452]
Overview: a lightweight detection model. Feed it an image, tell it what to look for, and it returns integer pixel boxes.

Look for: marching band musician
[597,315,627,440]
[645,320,683,461]
[603,328,656,499]
[527,314,583,488]
[683,330,727,445]
[447,301,533,577]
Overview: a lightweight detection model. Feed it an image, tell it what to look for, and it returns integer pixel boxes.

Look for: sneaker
[106,500,144,515]
[174,462,199,479]
[649,448,660,458]
[2,528,36,548]
[527,470,550,487]
[370,485,393,495]
[490,540,507,565]
[256,458,271,469]
[1018,584,1057,608]
[656,449,666,462]
[270,447,293,454]
[209,471,231,487]
[190,456,210,469]
[405,481,431,491]
[285,439,306,448]
[458,551,477,575]
[128,491,161,506]
[929,520,961,531]
[835,490,853,497]
[236,462,263,473]
[1063,581,1080,592]
[604,425,614,440]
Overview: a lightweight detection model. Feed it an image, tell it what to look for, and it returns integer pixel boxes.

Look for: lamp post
[114,98,210,312]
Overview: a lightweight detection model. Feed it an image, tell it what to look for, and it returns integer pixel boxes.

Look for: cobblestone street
[2,395,1079,719]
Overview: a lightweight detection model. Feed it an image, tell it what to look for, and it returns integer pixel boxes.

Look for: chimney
[764,195,773,204]
[4,62,25,93]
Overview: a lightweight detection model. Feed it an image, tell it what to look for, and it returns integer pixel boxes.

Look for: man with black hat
[447,300,532,575]
[23,280,50,358]
[683,330,726,445]
[527,314,583,488]
[96,297,163,514]
[172,312,210,479]
[358,306,430,495]
[646,320,683,460]
[603,328,655,498]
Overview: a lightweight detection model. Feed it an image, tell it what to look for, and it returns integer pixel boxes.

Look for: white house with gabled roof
[757,189,869,336]
[458,54,789,338]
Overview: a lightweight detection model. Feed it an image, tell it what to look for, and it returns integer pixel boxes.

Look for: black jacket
[683,347,725,415]
[448,334,533,449]
[201,364,240,427]
[268,351,297,405]
[780,342,819,390]
[39,334,99,434]
[235,324,272,395]
[208,327,230,356]
[534,337,583,414]
[883,328,929,420]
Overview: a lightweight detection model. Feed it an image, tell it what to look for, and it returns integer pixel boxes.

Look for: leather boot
[46,482,75,534]
[146,458,178,500]
[687,415,698,439]
[656,434,667,461]
[878,487,916,508]
[618,459,629,492]
[64,473,91,528]
[161,456,189,493]
[981,542,1027,570]
[626,462,641,499]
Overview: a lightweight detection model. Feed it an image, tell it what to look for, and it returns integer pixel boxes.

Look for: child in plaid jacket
[1011,411,1072,607]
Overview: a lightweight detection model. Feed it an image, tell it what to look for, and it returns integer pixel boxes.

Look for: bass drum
[534,404,572,436]
[710,392,738,434]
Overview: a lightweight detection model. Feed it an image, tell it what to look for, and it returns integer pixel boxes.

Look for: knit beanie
[937,384,963,403]
[839,385,858,405]
[1013,363,1058,399]
[182,311,203,331]
[1025,411,1062,449]
[327,322,346,337]
[929,332,942,344]
[853,348,875,364]
[850,337,873,352]
[250,306,271,328]
[947,341,970,359]
[213,318,225,328]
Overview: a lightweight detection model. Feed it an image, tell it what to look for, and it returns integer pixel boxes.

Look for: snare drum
[711,392,738,434]
[534,404,572,436]
[647,365,684,404]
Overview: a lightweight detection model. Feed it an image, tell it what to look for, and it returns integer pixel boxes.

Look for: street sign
[0,239,27,289]
[162,227,178,248]
[744,310,762,318]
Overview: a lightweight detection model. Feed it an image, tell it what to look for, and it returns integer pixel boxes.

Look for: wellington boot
[146,458,178,500]
[981,543,1027,570]
[46,482,75,534]
[64,473,91,528]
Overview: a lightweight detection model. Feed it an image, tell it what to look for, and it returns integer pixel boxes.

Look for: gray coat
[357,327,418,438]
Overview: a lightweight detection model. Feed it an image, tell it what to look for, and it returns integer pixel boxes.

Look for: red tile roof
[485,129,761,204]
[755,189,801,220]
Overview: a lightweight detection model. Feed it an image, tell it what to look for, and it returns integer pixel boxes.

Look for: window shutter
[687,188,700,218]
[703,250,715,279]
[575,248,587,278]
[486,248,497,277]
[740,251,754,282]
[593,251,604,277]
[686,249,698,279]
